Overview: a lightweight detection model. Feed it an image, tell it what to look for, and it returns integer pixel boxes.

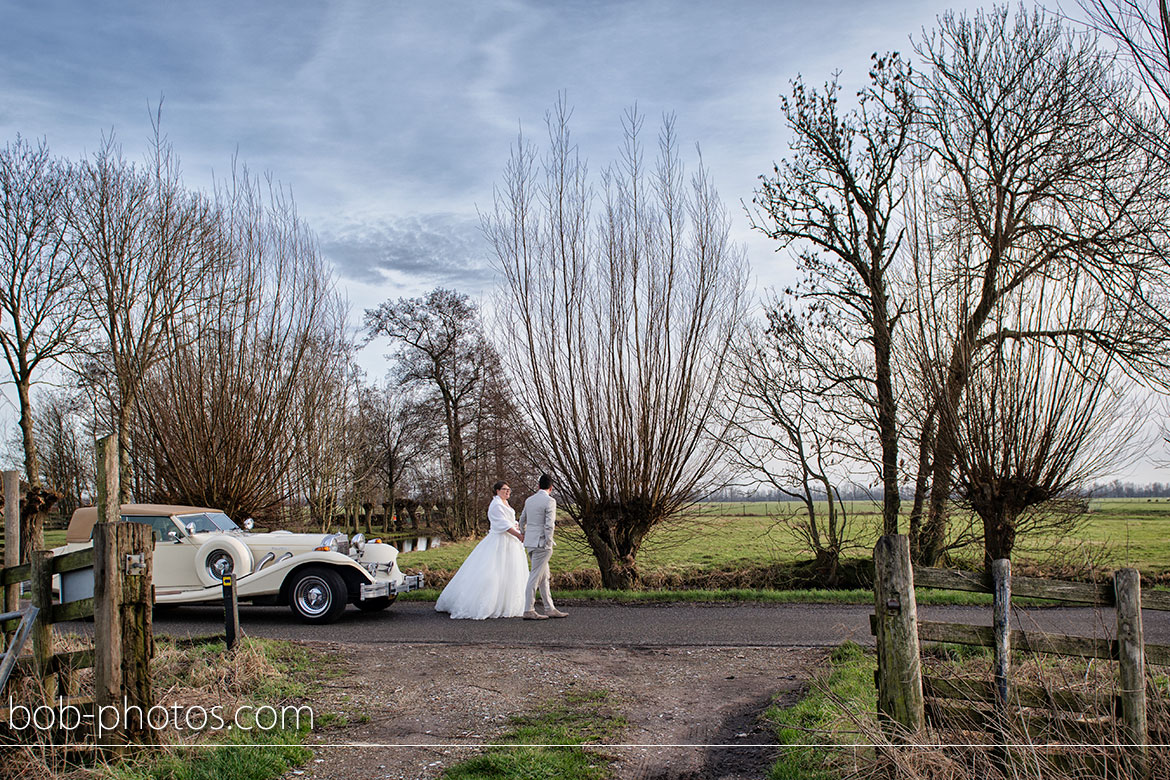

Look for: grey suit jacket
[519,490,556,549]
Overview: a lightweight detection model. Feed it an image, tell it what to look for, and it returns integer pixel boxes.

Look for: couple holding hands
[435,473,568,621]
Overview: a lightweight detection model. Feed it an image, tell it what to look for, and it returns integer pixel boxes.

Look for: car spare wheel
[288,566,348,624]
[195,537,254,587]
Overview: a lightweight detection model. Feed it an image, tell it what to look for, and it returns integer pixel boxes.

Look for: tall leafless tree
[69,126,220,501]
[364,288,490,539]
[750,53,915,537]
[0,137,80,542]
[908,6,1170,563]
[484,100,748,588]
[0,138,78,485]
[132,165,347,522]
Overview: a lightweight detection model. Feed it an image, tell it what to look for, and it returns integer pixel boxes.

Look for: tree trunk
[16,378,41,490]
[872,285,900,537]
[918,443,955,565]
[982,508,1017,570]
[579,507,652,590]
[118,407,133,504]
[907,406,936,558]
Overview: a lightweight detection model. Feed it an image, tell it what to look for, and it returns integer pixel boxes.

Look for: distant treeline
[710,482,1170,503]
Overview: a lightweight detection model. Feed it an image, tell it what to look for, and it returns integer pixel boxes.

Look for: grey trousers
[525,547,554,612]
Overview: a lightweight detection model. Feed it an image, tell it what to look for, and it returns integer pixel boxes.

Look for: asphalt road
[137,601,1170,648]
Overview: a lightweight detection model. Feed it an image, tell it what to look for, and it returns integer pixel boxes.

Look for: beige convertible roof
[66,503,221,543]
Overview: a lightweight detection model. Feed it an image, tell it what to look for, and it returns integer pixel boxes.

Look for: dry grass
[854,650,1170,779]
[0,633,329,780]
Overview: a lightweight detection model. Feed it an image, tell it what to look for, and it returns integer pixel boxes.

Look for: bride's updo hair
[492,481,509,495]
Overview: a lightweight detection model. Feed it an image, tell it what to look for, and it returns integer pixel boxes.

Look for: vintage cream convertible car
[53,504,423,624]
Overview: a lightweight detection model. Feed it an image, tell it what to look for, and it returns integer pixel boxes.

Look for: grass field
[399,498,1170,579]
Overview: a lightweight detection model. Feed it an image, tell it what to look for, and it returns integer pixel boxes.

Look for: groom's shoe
[545,608,569,618]
[523,610,549,620]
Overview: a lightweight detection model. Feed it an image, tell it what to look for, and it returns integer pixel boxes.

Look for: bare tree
[908,6,1170,563]
[6,388,92,521]
[353,378,435,533]
[69,127,220,501]
[364,288,491,540]
[729,311,860,584]
[750,53,915,537]
[484,100,748,588]
[0,136,80,545]
[1078,0,1170,124]
[940,281,1138,565]
[132,165,347,522]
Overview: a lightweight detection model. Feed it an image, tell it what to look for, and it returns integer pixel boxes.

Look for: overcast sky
[1,0,954,303]
[3,0,1167,481]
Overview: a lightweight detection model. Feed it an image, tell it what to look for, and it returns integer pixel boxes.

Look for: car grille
[336,538,350,556]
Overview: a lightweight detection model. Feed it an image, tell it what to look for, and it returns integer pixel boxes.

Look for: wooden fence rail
[875,534,1157,774]
[912,565,1170,610]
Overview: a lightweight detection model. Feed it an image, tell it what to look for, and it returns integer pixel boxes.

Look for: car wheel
[354,596,392,612]
[288,567,348,624]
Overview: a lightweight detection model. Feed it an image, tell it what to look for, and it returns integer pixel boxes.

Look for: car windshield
[176,512,240,533]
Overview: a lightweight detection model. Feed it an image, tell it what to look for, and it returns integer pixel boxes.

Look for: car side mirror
[244,518,254,531]
[186,522,196,536]
[167,530,179,543]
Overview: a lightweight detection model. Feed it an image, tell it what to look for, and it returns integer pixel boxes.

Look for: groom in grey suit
[519,473,568,619]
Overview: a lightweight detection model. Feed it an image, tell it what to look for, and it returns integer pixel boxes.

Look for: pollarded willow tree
[483,100,749,589]
[940,280,1138,567]
[907,6,1170,564]
[70,128,220,502]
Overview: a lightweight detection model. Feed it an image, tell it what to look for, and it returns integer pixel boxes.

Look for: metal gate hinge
[125,553,146,575]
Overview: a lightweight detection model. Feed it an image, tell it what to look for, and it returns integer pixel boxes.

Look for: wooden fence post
[3,470,19,615]
[30,549,54,705]
[96,435,119,528]
[991,559,1012,708]
[93,434,155,746]
[94,521,155,747]
[93,522,124,746]
[1115,567,1147,773]
[990,559,1013,773]
[874,535,924,737]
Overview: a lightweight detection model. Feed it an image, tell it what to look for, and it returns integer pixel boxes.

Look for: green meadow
[400,498,1170,579]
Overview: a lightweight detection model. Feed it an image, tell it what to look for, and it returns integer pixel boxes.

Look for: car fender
[273,554,374,604]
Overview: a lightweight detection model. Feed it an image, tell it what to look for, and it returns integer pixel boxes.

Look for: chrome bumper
[359,580,391,600]
[395,573,424,594]
[359,573,424,600]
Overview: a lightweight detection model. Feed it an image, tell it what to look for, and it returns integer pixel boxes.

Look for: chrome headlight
[316,533,341,552]
[351,533,366,553]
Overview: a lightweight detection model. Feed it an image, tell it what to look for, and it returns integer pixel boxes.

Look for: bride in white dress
[435,482,529,619]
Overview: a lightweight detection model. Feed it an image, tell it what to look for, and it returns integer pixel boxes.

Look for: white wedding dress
[435,496,529,619]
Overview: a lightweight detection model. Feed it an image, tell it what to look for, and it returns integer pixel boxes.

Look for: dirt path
[287,641,823,780]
